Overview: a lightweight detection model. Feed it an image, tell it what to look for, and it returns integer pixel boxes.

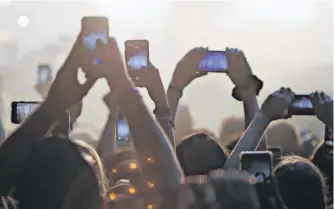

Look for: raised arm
[224,87,295,169]
[167,48,207,120]
[96,92,118,158]
[98,38,183,187]
[310,91,333,130]
[225,48,267,150]
[0,34,97,195]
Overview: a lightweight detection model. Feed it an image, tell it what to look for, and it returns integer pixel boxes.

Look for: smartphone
[37,64,52,85]
[117,113,131,146]
[124,40,149,72]
[199,51,228,72]
[11,101,41,124]
[240,151,273,183]
[81,16,109,66]
[288,94,314,115]
[267,147,282,166]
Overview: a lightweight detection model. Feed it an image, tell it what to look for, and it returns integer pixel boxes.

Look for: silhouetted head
[267,122,302,155]
[13,136,107,209]
[176,130,228,176]
[274,155,327,209]
[218,116,244,146]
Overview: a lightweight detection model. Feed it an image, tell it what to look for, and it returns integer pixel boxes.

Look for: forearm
[0,118,5,140]
[96,111,117,158]
[0,103,58,195]
[155,115,176,150]
[224,111,271,169]
[119,85,183,186]
[167,88,182,121]
[241,88,267,150]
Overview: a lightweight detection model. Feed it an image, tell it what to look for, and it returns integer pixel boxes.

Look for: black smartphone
[240,151,273,183]
[37,64,52,85]
[199,50,228,72]
[288,94,314,115]
[124,40,149,76]
[11,101,41,124]
[117,113,131,146]
[267,147,282,166]
[81,16,109,66]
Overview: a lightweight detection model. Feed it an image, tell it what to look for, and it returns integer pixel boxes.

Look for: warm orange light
[129,162,137,169]
[147,204,153,209]
[111,169,117,173]
[147,158,154,163]
[128,187,136,194]
[109,193,116,200]
[147,181,155,188]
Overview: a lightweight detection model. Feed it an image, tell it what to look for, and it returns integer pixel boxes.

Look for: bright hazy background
[0,0,332,139]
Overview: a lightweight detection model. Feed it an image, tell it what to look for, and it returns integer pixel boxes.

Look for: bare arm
[224,111,271,169]
[167,87,182,121]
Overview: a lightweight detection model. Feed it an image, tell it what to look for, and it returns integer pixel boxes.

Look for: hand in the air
[226,47,253,88]
[310,91,333,127]
[45,33,97,112]
[103,91,118,111]
[170,47,207,89]
[260,87,295,121]
[134,63,168,106]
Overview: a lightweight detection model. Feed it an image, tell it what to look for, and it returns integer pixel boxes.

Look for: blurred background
[0,0,332,140]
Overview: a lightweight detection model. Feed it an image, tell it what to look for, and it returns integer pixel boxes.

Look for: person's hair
[218,116,244,146]
[274,155,327,209]
[176,130,228,176]
[225,132,243,152]
[13,136,106,209]
[210,170,261,209]
[174,105,195,145]
[266,121,302,155]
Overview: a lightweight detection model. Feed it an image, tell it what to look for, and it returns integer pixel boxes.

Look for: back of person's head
[218,116,244,146]
[225,132,243,152]
[210,170,260,209]
[176,130,228,176]
[13,136,106,209]
[267,122,302,155]
[274,155,327,209]
[175,105,195,145]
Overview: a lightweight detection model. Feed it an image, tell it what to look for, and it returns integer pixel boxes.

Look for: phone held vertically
[81,16,109,66]
[124,40,149,81]
[288,94,314,116]
[11,101,41,124]
[37,64,52,85]
[117,112,131,146]
[199,50,228,73]
[240,151,273,184]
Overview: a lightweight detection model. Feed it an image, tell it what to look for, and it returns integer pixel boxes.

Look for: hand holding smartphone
[199,50,228,73]
[240,151,273,183]
[117,113,131,146]
[124,40,149,81]
[81,16,109,66]
[288,94,314,116]
[11,101,41,124]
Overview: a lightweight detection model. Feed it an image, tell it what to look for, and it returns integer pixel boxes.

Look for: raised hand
[45,33,97,112]
[103,92,118,111]
[170,47,207,89]
[261,87,295,121]
[310,91,333,128]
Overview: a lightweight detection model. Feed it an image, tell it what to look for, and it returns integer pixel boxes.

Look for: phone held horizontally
[199,50,228,73]
[11,101,41,124]
[288,94,315,116]
[81,16,109,66]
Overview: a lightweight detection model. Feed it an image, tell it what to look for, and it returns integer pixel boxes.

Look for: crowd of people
[0,19,332,209]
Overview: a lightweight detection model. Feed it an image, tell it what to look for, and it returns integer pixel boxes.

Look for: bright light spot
[147,181,155,188]
[128,187,136,194]
[111,169,117,173]
[109,192,116,200]
[147,204,153,209]
[147,157,154,163]
[129,162,137,169]
[17,16,29,28]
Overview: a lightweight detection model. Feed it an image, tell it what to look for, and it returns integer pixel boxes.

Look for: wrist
[257,110,272,124]
[167,84,183,98]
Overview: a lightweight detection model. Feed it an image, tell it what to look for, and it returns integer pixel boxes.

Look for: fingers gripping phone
[117,113,131,146]
[81,16,109,66]
[37,64,52,85]
[199,50,228,72]
[11,101,41,124]
[124,40,149,81]
[240,151,273,184]
[288,94,314,116]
